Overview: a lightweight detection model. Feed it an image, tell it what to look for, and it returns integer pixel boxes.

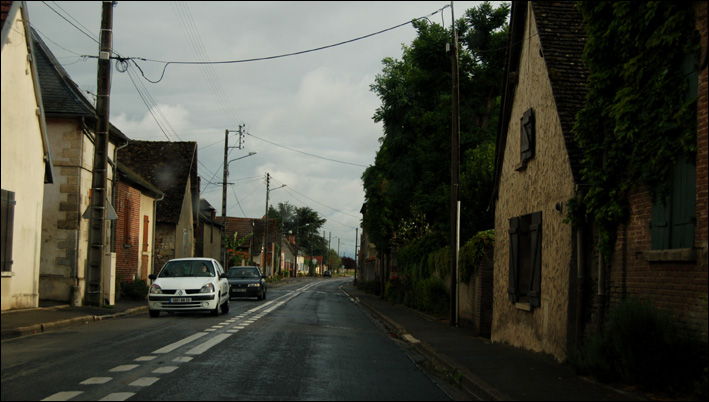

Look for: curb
[340,285,508,401]
[1,306,148,340]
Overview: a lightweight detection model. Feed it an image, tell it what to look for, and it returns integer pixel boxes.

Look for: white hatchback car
[148,258,230,317]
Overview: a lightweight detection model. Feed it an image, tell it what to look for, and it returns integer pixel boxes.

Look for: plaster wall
[492,5,577,361]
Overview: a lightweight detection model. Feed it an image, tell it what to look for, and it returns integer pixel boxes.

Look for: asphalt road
[1,278,454,401]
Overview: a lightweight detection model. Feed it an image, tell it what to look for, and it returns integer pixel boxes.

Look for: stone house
[30,27,129,305]
[491,1,708,361]
[490,1,590,361]
[119,141,199,272]
[1,0,55,310]
[195,199,223,262]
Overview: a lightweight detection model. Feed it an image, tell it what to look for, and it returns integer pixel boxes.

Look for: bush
[118,278,149,301]
[570,298,706,397]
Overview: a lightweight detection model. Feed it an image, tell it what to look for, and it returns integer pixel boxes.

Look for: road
[1,278,456,401]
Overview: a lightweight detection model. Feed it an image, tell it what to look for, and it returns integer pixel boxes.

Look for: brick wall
[608,2,708,341]
[114,181,141,280]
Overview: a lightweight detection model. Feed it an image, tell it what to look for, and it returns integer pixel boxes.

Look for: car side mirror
[262,275,267,279]
[219,273,228,279]
[149,274,157,280]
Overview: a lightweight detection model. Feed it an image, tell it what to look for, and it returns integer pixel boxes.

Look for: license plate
[170,297,191,303]
[233,289,247,293]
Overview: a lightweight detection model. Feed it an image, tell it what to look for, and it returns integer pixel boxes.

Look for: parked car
[323,270,332,277]
[147,258,230,317]
[227,266,267,300]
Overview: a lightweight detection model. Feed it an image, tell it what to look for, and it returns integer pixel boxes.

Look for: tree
[268,203,327,256]
[363,2,509,264]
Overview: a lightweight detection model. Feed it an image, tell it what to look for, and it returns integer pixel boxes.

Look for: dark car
[227,266,267,300]
[323,270,332,277]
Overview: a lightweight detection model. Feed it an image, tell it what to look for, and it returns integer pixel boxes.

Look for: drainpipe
[151,193,165,278]
[574,188,586,347]
[110,139,130,254]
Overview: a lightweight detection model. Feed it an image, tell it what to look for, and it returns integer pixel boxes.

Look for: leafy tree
[268,202,326,256]
[363,2,509,264]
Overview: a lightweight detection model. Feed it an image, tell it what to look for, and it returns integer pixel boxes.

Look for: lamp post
[221,149,256,269]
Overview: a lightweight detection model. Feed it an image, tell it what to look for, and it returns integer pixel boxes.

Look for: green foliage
[459,229,494,283]
[118,278,149,301]
[384,276,449,318]
[571,2,699,259]
[569,298,707,397]
[362,2,509,258]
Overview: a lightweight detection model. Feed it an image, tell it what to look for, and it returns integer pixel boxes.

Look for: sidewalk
[2,278,645,401]
[340,281,645,401]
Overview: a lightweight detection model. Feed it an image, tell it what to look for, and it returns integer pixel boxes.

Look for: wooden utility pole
[85,1,113,306]
[449,1,460,326]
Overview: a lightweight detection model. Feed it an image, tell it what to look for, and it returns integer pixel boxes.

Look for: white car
[147,258,230,317]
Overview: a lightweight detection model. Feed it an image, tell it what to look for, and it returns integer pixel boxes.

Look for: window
[1,189,16,272]
[517,108,535,170]
[508,211,542,308]
[650,157,696,250]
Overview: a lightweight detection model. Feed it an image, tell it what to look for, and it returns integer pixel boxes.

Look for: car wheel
[257,290,263,301]
[221,300,230,314]
[263,289,267,300]
[149,309,160,318]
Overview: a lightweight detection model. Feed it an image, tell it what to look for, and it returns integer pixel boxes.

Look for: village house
[1,1,55,310]
[119,141,200,272]
[30,26,130,306]
[195,199,223,262]
[491,1,707,361]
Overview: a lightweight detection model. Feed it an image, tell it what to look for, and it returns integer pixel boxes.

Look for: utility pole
[449,1,461,326]
[355,228,358,282]
[85,1,113,306]
[222,125,244,269]
[262,173,270,276]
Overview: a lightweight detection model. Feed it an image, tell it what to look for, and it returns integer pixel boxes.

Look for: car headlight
[149,283,163,294]
[248,283,261,287]
[200,283,215,293]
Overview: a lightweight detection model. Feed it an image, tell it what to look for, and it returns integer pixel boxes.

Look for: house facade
[120,141,200,272]
[1,0,54,310]
[491,1,589,361]
[196,199,222,262]
[29,26,129,306]
[113,163,164,283]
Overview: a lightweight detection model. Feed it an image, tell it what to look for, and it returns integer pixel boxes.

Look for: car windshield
[159,260,215,278]
[228,267,260,279]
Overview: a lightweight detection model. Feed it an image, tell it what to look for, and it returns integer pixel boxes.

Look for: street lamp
[221,150,257,269]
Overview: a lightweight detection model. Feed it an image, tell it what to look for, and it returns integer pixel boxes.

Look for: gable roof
[491,1,588,205]
[119,141,198,224]
[30,27,129,143]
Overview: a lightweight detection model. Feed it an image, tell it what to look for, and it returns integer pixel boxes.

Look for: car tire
[149,309,160,318]
[221,300,230,314]
[257,290,263,301]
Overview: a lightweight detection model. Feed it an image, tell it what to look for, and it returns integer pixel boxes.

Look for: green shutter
[670,157,696,248]
[508,217,520,302]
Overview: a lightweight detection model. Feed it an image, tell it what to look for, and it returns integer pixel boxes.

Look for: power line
[247,133,368,168]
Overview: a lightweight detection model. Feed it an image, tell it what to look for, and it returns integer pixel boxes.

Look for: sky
[26,1,487,260]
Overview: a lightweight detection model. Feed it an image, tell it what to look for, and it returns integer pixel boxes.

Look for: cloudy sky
[27,1,486,259]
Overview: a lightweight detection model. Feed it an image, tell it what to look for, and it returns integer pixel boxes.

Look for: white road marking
[80,377,112,385]
[41,391,83,401]
[128,377,159,387]
[152,366,179,374]
[98,393,135,401]
[152,332,208,354]
[185,333,231,355]
[135,356,156,361]
[173,356,193,363]
[109,365,139,372]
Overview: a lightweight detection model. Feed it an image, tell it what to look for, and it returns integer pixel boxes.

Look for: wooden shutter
[520,108,535,163]
[528,212,542,307]
[508,217,520,302]
[670,158,696,249]
[1,190,16,272]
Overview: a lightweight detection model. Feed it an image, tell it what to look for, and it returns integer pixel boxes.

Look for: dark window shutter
[650,196,671,250]
[521,108,535,163]
[508,217,520,302]
[528,212,542,307]
[1,189,16,272]
[670,157,696,249]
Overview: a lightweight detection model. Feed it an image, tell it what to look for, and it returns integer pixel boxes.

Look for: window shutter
[650,197,671,250]
[1,189,16,272]
[670,157,696,249]
[521,108,535,163]
[528,212,542,307]
[508,217,520,302]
